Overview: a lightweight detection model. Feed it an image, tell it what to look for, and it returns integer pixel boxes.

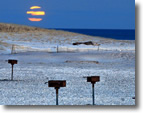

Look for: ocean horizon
[49,29,135,40]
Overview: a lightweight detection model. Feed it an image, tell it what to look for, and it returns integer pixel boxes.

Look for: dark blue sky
[0,0,135,29]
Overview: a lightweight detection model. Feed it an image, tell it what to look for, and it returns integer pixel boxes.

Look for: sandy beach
[0,23,135,105]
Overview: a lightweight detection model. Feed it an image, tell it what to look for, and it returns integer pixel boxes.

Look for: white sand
[0,30,135,105]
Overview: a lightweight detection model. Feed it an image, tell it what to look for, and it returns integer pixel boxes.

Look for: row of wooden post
[11,45,100,54]
[7,59,100,105]
[45,76,100,105]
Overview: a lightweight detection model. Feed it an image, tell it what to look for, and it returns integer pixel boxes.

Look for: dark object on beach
[85,76,100,105]
[132,97,135,99]
[84,41,94,45]
[8,59,18,81]
[0,79,9,81]
[121,98,125,101]
[73,41,94,45]
[45,80,66,105]
[73,42,83,45]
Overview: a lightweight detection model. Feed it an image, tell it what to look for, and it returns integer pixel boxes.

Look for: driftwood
[73,41,101,51]
[73,41,94,45]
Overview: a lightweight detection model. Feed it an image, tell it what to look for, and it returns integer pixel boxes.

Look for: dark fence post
[11,64,14,81]
[86,76,100,105]
[55,87,59,105]
[45,80,66,105]
[8,59,18,81]
[92,83,95,105]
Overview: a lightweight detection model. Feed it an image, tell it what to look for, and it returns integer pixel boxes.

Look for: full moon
[26,6,45,22]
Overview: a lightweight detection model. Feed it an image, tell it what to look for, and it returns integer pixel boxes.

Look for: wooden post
[8,60,18,81]
[98,45,99,51]
[97,44,100,51]
[46,80,66,105]
[57,45,59,53]
[92,83,95,105]
[55,87,59,105]
[11,64,14,80]
[86,76,100,105]
[11,45,16,54]
[11,45,14,54]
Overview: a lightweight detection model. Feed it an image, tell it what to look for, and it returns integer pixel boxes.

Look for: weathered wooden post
[45,80,66,105]
[8,59,18,81]
[11,45,16,54]
[57,45,59,53]
[97,44,101,51]
[86,76,100,105]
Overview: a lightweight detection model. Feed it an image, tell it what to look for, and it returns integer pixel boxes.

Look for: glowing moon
[28,18,42,22]
[27,11,45,16]
[27,6,45,22]
[30,6,41,9]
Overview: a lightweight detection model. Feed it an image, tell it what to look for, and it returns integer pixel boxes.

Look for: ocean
[54,29,135,40]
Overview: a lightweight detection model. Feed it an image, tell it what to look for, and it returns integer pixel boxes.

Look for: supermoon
[30,6,41,9]
[26,6,45,22]
[28,18,42,22]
